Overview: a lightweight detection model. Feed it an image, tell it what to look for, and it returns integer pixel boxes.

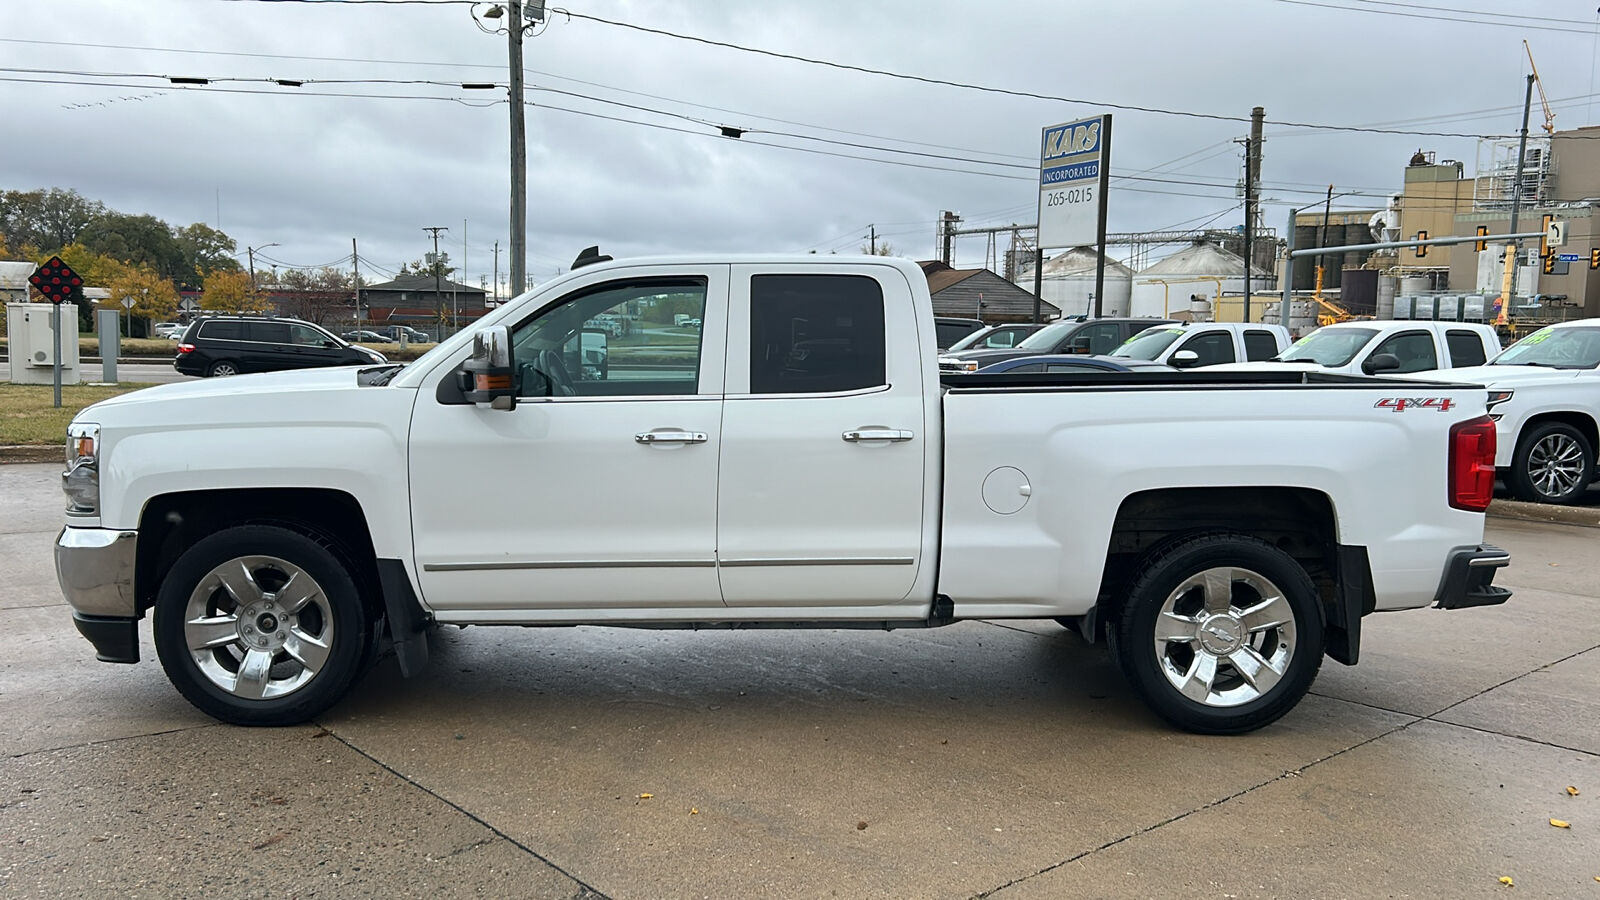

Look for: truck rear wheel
[153,525,373,726]
[1113,533,1323,734]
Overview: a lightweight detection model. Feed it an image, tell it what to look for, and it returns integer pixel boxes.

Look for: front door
[716,265,930,609]
[409,266,730,616]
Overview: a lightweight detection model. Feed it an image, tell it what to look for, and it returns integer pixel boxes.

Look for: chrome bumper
[55,526,139,618]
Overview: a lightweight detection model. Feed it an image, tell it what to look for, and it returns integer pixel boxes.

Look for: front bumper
[1433,544,1513,610]
[55,526,138,618]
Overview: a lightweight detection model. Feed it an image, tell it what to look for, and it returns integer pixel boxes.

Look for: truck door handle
[842,428,914,443]
[635,429,708,444]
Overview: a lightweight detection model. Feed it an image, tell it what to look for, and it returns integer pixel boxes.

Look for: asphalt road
[2,463,1597,897]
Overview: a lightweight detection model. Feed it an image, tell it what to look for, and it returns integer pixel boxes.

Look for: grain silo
[1012,246,1134,318]
[1131,241,1273,318]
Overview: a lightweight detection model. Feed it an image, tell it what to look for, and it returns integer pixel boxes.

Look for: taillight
[177,343,195,354]
[1449,415,1497,512]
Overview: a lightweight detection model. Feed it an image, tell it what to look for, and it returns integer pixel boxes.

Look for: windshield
[1490,325,1600,369]
[1277,327,1379,366]
[1110,327,1184,360]
[1017,321,1076,350]
[945,327,993,352]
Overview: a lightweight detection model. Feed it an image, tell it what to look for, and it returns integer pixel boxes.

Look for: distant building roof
[363,274,484,294]
[1017,246,1135,281]
[1138,241,1271,278]
[917,259,982,294]
[917,260,1058,322]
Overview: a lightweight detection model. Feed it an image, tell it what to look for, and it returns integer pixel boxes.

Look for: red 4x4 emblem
[1375,397,1455,413]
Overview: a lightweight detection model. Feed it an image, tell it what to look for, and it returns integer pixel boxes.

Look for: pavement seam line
[318,726,613,900]
[1306,689,1600,759]
[3,722,221,761]
[1426,639,1600,720]
[427,835,498,863]
[969,706,1426,899]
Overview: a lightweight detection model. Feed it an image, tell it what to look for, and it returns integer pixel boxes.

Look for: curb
[0,446,62,464]
[1486,498,1600,529]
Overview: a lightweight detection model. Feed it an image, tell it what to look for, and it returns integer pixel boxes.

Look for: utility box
[6,302,81,385]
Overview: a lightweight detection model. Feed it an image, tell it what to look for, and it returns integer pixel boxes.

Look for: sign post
[1037,114,1112,320]
[27,256,83,409]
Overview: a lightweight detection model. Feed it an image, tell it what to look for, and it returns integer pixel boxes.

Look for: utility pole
[1243,105,1264,321]
[1316,185,1334,299]
[492,240,500,306]
[869,224,877,255]
[507,1,529,303]
[247,246,256,294]
[1501,73,1537,316]
[351,238,361,333]
[423,226,448,335]
[939,211,959,264]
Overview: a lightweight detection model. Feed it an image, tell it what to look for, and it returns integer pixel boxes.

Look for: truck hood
[1405,364,1587,388]
[80,366,380,418]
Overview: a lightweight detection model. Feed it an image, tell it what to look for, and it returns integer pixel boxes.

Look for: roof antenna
[571,246,612,269]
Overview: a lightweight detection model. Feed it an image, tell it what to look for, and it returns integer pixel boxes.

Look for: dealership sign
[1037,115,1110,248]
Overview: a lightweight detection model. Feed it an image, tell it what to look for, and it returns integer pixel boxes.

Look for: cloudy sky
[4,0,1598,292]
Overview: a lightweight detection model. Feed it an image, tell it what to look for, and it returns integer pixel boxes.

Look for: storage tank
[1293,226,1319,290]
[1013,247,1133,318]
[1376,275,1398,319]
[1341,223,1370,270]
[1342,269,1378,315]
[1399,275,1430,295]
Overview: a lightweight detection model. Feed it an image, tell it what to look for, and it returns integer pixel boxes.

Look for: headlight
[362,348,388,363]
[63,422,100,515]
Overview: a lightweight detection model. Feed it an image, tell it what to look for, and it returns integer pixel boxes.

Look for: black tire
[1508,421,1594,505]
[207,360,240,377]
[1113,533,1323,735]
[153,525,373,726]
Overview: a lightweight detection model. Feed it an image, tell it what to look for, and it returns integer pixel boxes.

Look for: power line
[1268,0,1600,34]
[1,75,504,107]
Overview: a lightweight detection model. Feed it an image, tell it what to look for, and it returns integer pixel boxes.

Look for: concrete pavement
[2,462,1597,898]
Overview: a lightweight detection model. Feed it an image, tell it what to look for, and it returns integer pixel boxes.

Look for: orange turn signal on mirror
[474,374,512,391]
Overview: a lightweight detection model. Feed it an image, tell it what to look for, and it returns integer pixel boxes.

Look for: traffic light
[1590,248,1599,270]
[1475,226,1488,252]
[1544,253,1556,275]
[1415,231,1428,258]
[1540,214,1554,258]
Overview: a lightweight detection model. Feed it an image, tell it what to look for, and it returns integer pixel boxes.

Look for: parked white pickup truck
[1108,321,1291,368]
[56,256,1511,734]
[1410,319,1600,504]
[1213,320,1501,376]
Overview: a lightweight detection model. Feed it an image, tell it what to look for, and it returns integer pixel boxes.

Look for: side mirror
[1067,336,1093,354]
[1170,349,1201,368]
[1363,352,1401,375]
[323,339,339,348]
[460,325,517,410]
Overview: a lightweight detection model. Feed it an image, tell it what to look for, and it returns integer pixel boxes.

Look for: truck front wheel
[153,525,373,726]
[1508,422,1594,505]
[1113,533,1324,735]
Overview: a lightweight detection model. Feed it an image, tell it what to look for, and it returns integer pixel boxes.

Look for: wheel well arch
[1094,486,1341,636]
[1516,411,1599,456]
[135,488,380,616]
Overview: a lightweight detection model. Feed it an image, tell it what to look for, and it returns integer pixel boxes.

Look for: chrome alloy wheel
[183,555,334,700]
[1528,432,1586,498]
[1152,566,1297,708]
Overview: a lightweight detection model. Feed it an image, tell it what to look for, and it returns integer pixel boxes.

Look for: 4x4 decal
[1375,397,1456,413]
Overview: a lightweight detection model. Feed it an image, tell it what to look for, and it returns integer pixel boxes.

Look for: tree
[0,188,106,252]
[48,243,132,291]
[860,240,897,256]
[107,266,179,322]
[78,212,187,285]
[275,267,355,325]
[176,223,241,284]
[202,269,257,313]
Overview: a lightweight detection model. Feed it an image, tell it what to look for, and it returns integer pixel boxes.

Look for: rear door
[1243,328,1282,361]
[718,265,929,607]
[1444,328,1490,368]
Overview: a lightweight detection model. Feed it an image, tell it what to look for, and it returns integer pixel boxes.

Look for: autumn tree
[176,223,242,284]
[275,266,356,325]
[107,266,179,322]
[79,212,188,284]
[202,269,257,313]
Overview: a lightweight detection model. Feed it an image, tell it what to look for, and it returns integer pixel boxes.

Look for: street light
[246,243,279,295]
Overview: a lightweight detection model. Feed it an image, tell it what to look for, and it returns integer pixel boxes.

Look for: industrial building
[1010,247,1132,318]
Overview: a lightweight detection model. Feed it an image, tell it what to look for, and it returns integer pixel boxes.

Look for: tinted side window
[200,321,243,340]
[1372,331,1438,373]
[1243,330,1279,361]
[1446,330,1487,367]
[249,321,291,344]
[751,274,885,394]
[936,321,980,349]
[289,324,330,347]
[1178,331,1236,366]
[1061,323,1120,354]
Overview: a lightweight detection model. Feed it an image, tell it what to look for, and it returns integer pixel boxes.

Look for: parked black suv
[938,316,1175,372]
[176,316,387,377]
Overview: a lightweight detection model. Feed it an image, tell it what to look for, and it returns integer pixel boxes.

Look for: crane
[1525,40,1555,135]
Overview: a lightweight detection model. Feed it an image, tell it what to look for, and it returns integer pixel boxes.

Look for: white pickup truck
[55,256,1512,734]
[1214,320,1501,376]
[1108,321,1291,368]
[1411,319,1600,504]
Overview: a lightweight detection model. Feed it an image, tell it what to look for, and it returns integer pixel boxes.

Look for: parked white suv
[1213,321,1501,376]
[1109,322,1291,368]
[1412,319,1600,504]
